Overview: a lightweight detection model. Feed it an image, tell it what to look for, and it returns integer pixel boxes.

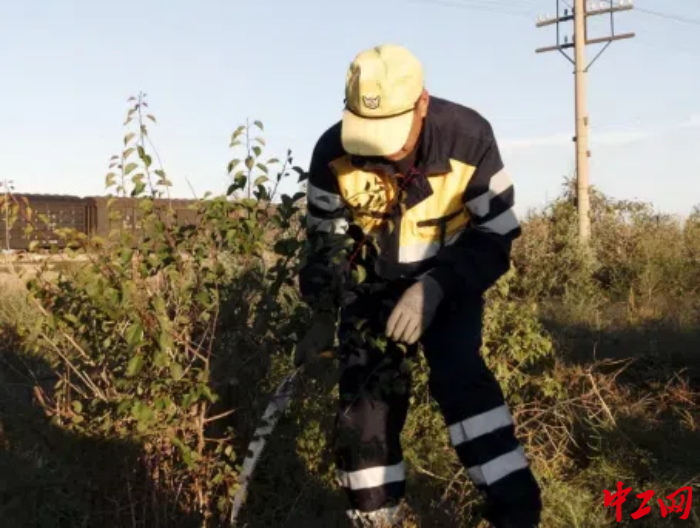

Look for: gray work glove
[294,312,337,367]
[385,275,444,345]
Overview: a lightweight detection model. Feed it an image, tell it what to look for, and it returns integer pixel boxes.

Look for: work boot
[481,483,542,528]
[482,502,541,528]
[346,504,404,527]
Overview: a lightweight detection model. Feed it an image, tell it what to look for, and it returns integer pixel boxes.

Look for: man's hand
[386,275,444,345]
[294,312,337,367]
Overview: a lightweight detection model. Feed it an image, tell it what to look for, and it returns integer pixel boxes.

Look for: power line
[453,0,541,7]
[646,0,700,10]
[407,0,533,18]
[595,0,700,26]
[630,31,700,57]
[465,0,541,7]
[592,2,700,55]
[415,0,532,15]
[414,0,700,28]
[635,7,700,27]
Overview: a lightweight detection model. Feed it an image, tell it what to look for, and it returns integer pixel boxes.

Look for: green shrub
[513,176,700,329]
[12,94,308,525]
[482,269,563,405]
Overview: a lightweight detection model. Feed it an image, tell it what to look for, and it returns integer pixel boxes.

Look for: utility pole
[0,178,15,252]
[574,0,590,242]
[536,0,635,243]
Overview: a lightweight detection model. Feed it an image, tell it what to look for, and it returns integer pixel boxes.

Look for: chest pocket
[401,159,476,249]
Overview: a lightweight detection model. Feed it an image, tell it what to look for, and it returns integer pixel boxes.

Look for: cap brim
[341,109,413,157]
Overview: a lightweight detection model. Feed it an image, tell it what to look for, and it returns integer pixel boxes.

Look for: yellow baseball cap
[341,44,424,157]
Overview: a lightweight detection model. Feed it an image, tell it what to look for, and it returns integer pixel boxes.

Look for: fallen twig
[587,372,617,427]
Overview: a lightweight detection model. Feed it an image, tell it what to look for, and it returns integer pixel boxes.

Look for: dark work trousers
[333,279,542,527]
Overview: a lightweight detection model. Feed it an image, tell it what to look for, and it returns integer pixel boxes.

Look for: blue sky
[1,0,699,218]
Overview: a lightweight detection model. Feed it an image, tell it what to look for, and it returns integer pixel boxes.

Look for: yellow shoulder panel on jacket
[398,159,476,263]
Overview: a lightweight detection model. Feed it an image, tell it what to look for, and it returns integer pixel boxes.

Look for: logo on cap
[362,95,381,110]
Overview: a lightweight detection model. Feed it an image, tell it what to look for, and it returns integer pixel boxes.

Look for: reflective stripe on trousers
[333,283,542,526]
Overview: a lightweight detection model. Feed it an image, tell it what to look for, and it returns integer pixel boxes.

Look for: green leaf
[124,163,138,175]
[117,400,131,416]
[120,247,134,266]
[126,354,144,377]
[157,329,174,356]
[132,400,155,431]
[233,172,247,186]
[231,127,245,142]
[170,362,184,380]
[125,322,144,350]
[195,290,210,306]
[252,146,262,158]
[293,166,308,182]
[255,185,269,201]
[153,295,166,314]
[245,157,254,170]
[154,350,170,368]
[72,401,83,414]
[353,265,367,284]
[253,120,264,131]
[254,137,266,146]
[273,239,292,256]
[147,114,157,123]
[201,385,217,403]
[172,437,193,467]
[256,163,268,174]
[227,159,241,174]
[124,133,136,146]
[254,175,269,186]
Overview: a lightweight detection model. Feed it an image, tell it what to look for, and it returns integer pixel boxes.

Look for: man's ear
[419,89,430,118]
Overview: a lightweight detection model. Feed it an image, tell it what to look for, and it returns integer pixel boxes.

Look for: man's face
[382,90,430,162]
